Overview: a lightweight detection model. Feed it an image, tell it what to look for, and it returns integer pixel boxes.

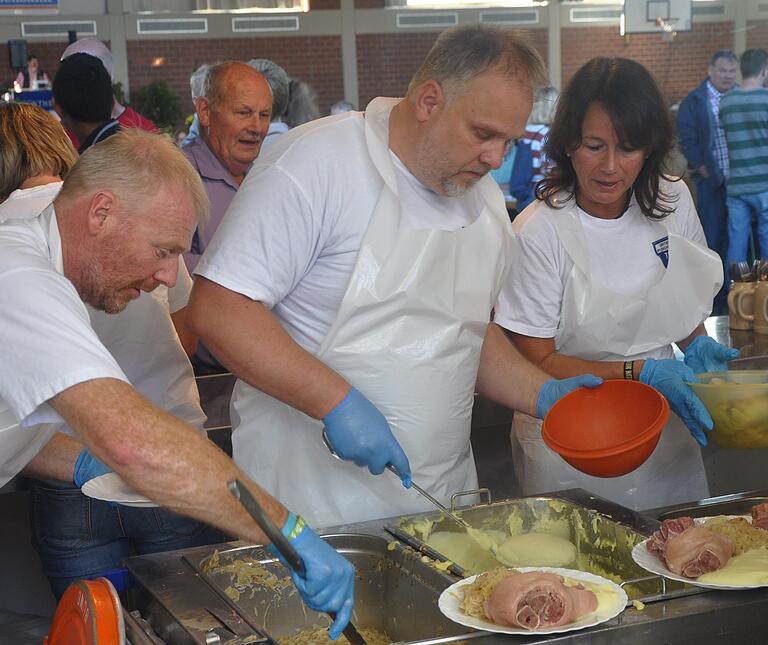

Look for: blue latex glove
[323,387,412,487]
[73,448,112,487]
[639,358,713,446]
[683,335,739,374]
[535,375,603,419]
[270,516,355,640]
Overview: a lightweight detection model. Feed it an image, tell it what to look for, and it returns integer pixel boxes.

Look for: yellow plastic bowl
[689,371,768,448]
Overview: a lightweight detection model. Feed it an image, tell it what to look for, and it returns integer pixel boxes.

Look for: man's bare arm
[475,323,549,416]
[49,378,286,544]
[187,277,349,419]
[21,432,82,482]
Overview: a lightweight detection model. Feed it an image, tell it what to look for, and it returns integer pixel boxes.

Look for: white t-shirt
[0,206,127,427]
[495,179,707,338]
[197,110,484,353]
[0,184,205,432]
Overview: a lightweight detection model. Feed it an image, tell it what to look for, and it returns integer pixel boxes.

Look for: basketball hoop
[654,16,679,34]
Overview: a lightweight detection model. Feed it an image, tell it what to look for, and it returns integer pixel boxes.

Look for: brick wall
[747,20,768,50]
[561,21,734,105]
[126,36,343,117]
[356,28,547,109]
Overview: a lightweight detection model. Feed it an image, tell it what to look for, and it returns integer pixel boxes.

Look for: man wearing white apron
[190,26,602,528]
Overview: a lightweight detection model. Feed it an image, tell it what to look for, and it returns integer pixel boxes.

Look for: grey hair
[528,85,559,125]
[407,25,547,100]
[201,61,270,108]
[285,79,320,128]
[190,63,211,101]
[248,58,289,120]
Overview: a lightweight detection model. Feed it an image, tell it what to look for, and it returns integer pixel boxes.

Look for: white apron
[512,197,722,511]
[231,97,512,528]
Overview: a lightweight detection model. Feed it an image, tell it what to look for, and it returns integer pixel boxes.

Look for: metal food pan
[393,494,689,601]
[190,533,476,644]
[654,493,768,522]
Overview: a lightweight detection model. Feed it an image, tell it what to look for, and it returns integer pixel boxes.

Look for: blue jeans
[29,479,230,599]
[694,176,728,308]
[726,190,768,267]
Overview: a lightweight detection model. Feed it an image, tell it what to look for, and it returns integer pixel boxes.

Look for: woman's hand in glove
[639,358,713,446]
[535,374,604,419]
[683,335,739,374]
[323,387,411,486]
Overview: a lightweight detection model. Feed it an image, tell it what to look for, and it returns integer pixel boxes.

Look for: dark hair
[27,55,38,64]
[537,57,677,220]
[53,52,113,123]
[740,48,768,80]
[711,49,738,67]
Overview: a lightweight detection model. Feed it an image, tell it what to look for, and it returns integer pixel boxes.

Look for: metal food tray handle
[619,573,709,606]
[450,488,492,511]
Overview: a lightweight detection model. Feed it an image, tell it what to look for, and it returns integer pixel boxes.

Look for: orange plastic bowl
[542,380,669,478]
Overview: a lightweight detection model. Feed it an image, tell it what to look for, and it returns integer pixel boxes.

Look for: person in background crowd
[0,130,355,635]
[181,63,212,149]
[0,103,76,207]
[677,50,739,311]
[53,53,120,153]
[0,102,225,598]
[719,48,768,266]
[521,86,559,193]
[285,78,320,128]
[496,58,736,511]
[14,55,50,91]
[187,25,601,529]
[182,61,272,273]
[60,38,159,148]
[330,100,356,115]
[248,58,291,149]
[489,139,518,205]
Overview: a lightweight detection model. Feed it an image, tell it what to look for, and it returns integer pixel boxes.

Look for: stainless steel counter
[124,489,768,645]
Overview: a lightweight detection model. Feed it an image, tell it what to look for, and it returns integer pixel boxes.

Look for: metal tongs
[227,479,366,645]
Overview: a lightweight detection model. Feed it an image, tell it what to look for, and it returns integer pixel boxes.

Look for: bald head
[197,62,272,182]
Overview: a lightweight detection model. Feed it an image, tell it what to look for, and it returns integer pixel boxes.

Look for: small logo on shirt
[653,236,669,268]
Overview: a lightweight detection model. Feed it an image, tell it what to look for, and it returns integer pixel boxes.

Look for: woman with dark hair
[494,58,735,510]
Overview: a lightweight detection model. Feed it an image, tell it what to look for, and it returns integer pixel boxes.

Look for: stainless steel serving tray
[649,488,768,521]
[388,492,696,603]
[183,533,476,644]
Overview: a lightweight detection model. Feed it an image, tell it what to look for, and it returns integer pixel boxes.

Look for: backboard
[622,0,692,34]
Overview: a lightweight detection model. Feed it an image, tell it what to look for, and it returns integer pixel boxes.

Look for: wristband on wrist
[265,512,306,556]
[623,361,635,381]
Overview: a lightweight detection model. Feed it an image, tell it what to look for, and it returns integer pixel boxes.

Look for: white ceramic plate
[437,567,627,635]
[631,515,768,590]
[81,472,157,508]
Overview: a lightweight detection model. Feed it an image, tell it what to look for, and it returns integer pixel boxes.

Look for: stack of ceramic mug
[728,260,768,333]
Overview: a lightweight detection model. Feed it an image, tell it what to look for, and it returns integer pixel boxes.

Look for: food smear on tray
[460,567,615,631]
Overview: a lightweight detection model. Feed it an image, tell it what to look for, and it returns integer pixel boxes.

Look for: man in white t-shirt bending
[188,25,602,528]
[0,131,355,637]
